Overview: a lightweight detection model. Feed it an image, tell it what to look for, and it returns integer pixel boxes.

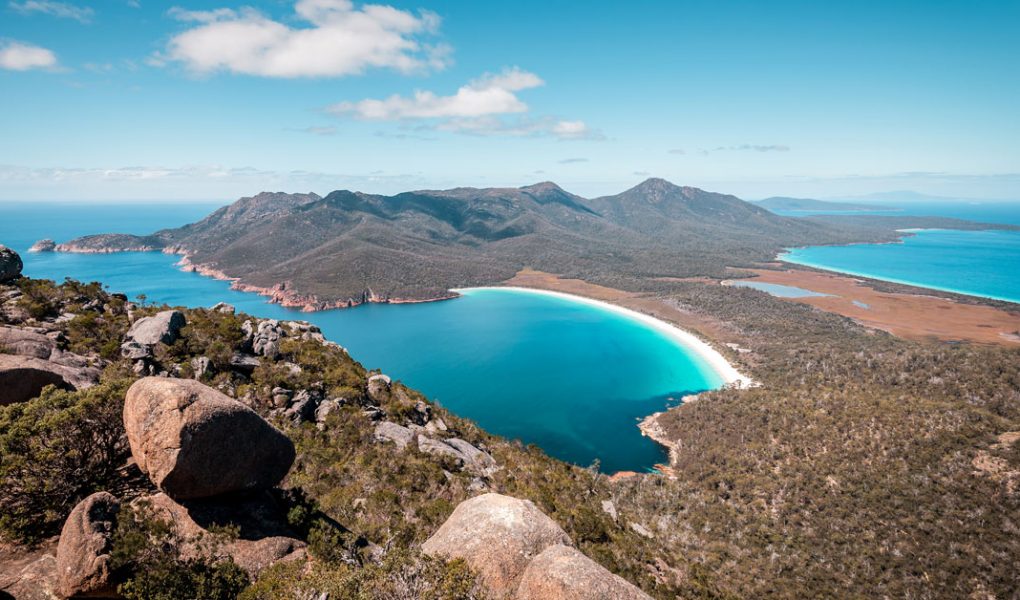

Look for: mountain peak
[519,181,566,194]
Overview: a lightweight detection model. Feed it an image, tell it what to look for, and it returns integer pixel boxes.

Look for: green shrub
[0,379,132,543]
[112,501,249,600]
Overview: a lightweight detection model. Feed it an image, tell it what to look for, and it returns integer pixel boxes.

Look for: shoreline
[779,253,1020,305]
[778,228,1020,305]
[454,285,755,389]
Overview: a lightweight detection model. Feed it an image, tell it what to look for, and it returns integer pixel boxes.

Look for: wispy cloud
[330,68,602,140]
[9,0,93,23]
[558,158,588,164]
[161,0,449,78]
[712,144,790,153]
[0,40,58,71]
[298,125,338,136]
[667,148,686,155]
[0,163,446,199]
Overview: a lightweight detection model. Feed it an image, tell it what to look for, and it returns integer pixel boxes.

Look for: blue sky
[1,0,1018,200]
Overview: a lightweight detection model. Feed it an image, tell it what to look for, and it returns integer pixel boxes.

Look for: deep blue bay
[0,201,725,473]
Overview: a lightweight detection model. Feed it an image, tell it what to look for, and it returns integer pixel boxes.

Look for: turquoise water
[782,228,1020,303]
[0,202,723,473]
[727,280,831,298]
[769,200,1020,304]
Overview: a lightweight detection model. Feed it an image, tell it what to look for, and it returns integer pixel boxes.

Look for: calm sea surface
[769,200,1020,303]
[0,201,723,473]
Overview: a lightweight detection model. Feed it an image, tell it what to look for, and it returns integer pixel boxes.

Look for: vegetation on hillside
[615,283,1020,598]
[2,275,1018,598]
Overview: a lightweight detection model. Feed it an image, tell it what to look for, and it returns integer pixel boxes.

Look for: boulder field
[53,376,304,597]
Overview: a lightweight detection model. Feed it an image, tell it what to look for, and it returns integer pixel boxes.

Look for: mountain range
[53,178,987,309]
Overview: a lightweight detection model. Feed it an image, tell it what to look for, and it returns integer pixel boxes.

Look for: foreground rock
[0,550,57,600]
[516,544,651,600]
[55,492,120,598]
[124,377,295,500]
[0,245,23,282]
[422,493,571,598]
[0,354,100,406]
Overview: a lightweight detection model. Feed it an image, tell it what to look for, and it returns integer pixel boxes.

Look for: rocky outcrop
[125,309,186,346]
[515,544,651,600]
[121,309,187,368]
[28,239,56,253]
[374,421,416,449]
[243,319,283,359]
[0,354,100,405]
[54,492,120,599]
[138,491,307,578]
[0,325,56,359]
[417,436,497,474]
[366,373,392,403]
[123,377,295,500]
[0,245,22,282]
[422,493,571,598]
[210,302,235,314]
[0,550,58,600]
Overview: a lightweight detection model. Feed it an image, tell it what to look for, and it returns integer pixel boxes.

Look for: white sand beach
[454,286,756,389]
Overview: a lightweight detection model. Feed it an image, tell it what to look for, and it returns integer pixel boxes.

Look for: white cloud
[330,68,602,140]
[330,67,543,119]
[9,0,93,22]
[163,0,448,78]
[0,40,58,71]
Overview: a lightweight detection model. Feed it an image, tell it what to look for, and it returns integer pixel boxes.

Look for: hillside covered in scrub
[1,246,1019,598]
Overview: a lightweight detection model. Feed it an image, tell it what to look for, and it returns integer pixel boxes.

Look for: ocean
[0,201,722,473]
[768,200,1020,304]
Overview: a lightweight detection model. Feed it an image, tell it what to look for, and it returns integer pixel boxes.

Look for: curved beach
[454,286,755,389]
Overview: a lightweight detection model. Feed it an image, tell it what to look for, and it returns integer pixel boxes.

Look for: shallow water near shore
[0,202,723,472]
[781,228,1020,304]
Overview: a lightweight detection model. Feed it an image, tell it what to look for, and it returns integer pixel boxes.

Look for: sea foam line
[453,286,756,389]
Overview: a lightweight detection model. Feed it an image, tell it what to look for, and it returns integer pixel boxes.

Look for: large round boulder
[55,492,120,598]
[123,377,295,500]
[516,544,652,600]
[0,245,22,283]
[421,493,571,598]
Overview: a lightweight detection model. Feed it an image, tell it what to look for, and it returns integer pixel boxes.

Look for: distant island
[51,178,1003,312]
[753,196,899,212]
